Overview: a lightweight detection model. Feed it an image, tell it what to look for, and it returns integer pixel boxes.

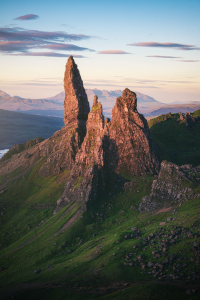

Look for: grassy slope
[149,111,200,166]
[0,112,200,299]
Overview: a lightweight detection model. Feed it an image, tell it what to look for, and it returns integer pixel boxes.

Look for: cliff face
[108,88,160,175]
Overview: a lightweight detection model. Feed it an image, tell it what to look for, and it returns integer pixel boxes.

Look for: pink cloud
[0,27,93,42]
[14,14,39,21]
[147,55,182,58]
[11,52,84,57]
[0,27,95,55]
[178,60,199,62]
[97,50,130,54]
[41,43,93,51]
[128,42,200,51]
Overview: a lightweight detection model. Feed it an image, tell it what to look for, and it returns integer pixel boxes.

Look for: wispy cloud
[97,50,130,54]
[12,52,84,58]
[0,27,94,56]
[0,41,33,52]
[41,43,94,51]
[147,55,182,58]
[0,41,93,53]
[178,60,199,62]
[85,82,159,89]
[60,24,74,29]
[128,42,200,51]
[14,14,39,21]
[0,27,92,42]
[0,78,63,87]
[84,77,197,89]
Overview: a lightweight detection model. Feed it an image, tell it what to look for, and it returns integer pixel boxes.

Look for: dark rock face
[38,126,80,176]
[64,56,90,126]
[57,96,107,211]
[139,161,199,213]
[108,88,160,175]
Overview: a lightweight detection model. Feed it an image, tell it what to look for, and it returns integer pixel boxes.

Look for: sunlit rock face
[108,88,160,176]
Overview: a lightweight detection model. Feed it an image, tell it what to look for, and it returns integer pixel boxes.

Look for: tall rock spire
[38,57,90,177]
[108,88,160,175]
[64,56,90,126]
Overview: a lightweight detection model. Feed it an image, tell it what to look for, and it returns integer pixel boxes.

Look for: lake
[0,149,9,159]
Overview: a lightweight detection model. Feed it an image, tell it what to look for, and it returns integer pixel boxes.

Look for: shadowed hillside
[149,110,200,166]
[0,109,64,149]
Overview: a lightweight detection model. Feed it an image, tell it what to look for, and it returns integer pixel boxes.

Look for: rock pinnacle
[64,56,90,126]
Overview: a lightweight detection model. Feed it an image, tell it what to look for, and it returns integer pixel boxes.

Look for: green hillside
[0,111,200,300]
[149,111,200,166]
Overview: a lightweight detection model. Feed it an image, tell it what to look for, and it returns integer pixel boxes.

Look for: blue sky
[0,0,200,103]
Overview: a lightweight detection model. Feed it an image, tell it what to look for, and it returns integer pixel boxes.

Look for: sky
[0,0,200,103]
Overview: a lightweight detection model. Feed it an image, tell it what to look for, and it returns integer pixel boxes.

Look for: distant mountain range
[0,89,200,118]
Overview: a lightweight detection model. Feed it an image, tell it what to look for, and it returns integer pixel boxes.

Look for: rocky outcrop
[178,112,199,127]
[108,88,160,175]
[139,161,199,213]
[38,56,90,176]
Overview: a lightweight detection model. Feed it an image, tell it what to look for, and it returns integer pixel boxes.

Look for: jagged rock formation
[38,56,90,176]
[108,88,160,175]
[56,86,160,212]
[56,96,107,211]
[139,161,200,213]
